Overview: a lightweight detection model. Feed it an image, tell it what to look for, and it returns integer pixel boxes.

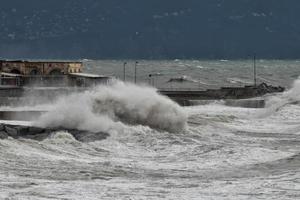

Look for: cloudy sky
[0,0,299,59]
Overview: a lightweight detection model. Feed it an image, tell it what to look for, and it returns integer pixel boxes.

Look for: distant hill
[0,0,300,59]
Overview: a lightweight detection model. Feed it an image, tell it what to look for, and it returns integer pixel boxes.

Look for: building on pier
[0,60,112,87]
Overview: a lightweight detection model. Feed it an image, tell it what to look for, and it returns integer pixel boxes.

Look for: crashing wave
[34,81,187,133]
[260,78,300,116]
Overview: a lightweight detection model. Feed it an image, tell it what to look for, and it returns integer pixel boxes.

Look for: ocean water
[0,60,300,200]
[84,59,300,89]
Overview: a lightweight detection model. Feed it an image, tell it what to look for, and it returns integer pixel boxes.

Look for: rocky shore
[0,124,109,142]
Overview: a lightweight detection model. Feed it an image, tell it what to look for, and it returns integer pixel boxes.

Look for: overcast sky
[0,0,299,59]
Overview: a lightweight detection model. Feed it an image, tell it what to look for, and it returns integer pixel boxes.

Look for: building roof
[69,73,111,78]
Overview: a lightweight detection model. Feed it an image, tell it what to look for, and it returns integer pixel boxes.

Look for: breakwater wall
[0,123,109,142]
[160,83,284,100]
[160,83,284,107]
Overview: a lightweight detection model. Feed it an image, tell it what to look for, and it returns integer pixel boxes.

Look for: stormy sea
[1,60,300,199]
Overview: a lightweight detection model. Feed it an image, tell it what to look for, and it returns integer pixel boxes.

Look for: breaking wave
[44,131,78,145]
[262,78,300,116]
[35,82,187,133]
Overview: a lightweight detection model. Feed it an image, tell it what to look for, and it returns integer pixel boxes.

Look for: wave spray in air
[259,77,300,117]
[267,78,300,104]
[35,81,187,133]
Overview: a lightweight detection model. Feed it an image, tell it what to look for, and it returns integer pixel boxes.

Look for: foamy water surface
[0,60,300,199]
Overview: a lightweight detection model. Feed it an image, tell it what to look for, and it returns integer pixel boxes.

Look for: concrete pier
[160,83,284,107]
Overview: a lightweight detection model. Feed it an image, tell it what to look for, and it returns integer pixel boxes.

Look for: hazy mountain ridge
[0,0,300,59]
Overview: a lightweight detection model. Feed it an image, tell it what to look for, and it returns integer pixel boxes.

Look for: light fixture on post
[134,61,138,84]
[123,62,127,82]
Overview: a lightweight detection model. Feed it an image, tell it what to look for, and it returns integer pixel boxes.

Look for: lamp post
[248,54,257,87]
[148,73,163,87]
[253,54,257,87]
[134,61,138,84]
[149,74,153,86]
[123,62,127,82]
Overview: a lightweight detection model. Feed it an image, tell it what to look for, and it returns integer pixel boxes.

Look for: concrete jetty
[160,82,284,107]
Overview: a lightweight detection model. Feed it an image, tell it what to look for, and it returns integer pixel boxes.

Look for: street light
[148,73,163,87]
[134,61,138,84]
[148,74,153,86]
[248,54,257,87]
[253,54,257,87]
[123,62,127,82]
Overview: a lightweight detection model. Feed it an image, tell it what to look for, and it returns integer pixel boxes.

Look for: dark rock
[28,127,45,135]
[45,127,65,134]
[15,126,29,136]
[0,131,8,139]
[22,133,50,141]
[5,126,19,138]
[4,125,29,137]
[0,124,4,131]
[0,124,109,142]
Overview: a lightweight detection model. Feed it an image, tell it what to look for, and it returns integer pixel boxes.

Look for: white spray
[261,78,300,116]
[35,81,187,133]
